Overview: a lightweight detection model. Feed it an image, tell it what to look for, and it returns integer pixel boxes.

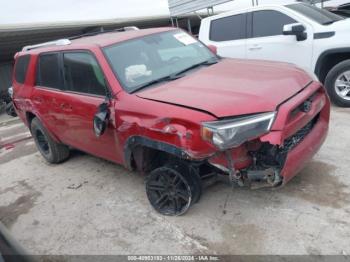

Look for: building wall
[0,63,13,94]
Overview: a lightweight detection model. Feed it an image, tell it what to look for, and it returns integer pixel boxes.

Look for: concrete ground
[0,107,350,255]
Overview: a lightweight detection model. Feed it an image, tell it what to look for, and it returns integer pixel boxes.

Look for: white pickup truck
[199,2,350,107]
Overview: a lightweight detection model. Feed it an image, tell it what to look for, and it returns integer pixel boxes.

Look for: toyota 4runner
[12,27,330,216]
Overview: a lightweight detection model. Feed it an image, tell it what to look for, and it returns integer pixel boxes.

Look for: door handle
[248,45,262,51]
[33,97,43,104]
[60,103,73,111]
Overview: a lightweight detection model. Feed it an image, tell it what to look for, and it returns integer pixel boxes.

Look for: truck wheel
[325,60,350,107]
[146,163,201,216]
[31,117,70,164]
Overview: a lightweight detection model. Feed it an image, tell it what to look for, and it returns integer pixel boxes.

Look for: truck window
[37,53,63,90]
[209,13,247,41]
[252,10,296,38]
[63,52,106,96]
[14,55,30,84]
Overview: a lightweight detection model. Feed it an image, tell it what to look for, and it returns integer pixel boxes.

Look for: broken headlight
[201,112,276,150]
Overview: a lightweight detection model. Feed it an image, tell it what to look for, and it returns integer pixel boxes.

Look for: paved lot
[1,107,350,255]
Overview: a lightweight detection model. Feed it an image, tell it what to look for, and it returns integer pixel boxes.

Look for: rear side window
[14,55,30,84]
[37,53,63,89]
[252,10,296,38]
[210,14,247,41]
[63,52,107,96]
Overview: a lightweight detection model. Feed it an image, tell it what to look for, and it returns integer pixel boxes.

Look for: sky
[0,0,348,25]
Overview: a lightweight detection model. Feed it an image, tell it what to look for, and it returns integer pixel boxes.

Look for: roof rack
[69,26,140,40]
[22,39,71,51]
[21,26,139,52]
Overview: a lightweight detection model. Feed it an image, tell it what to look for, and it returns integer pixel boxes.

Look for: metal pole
[207,6,214,16]
[187,18,192,34]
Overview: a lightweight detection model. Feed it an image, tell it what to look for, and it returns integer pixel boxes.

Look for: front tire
[31,117,70,164]
[324,60,350,107]
[146,163,201,216]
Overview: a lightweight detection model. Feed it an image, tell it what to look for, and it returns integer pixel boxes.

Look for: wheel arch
[25,111,61,143]
[315,48,350,83]
[124,136,194,171]
[25,111,36,127]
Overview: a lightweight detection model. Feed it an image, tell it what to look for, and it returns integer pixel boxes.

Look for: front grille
[281,114,319,154]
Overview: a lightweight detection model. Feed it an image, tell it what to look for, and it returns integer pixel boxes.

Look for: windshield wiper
[170,58,218,79]
[130,58,218,94]
[130,74,182,94]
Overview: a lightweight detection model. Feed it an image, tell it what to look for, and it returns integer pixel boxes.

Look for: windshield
[103,30,216,93]
[287,3,344,25]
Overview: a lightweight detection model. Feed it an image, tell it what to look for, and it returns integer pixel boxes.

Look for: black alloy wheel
[146,164,198,216]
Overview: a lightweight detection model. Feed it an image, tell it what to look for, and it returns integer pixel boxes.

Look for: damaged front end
[207,114,320,189]
[205,82,329,189]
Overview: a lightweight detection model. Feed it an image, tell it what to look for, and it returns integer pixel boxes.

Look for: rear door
[246,9,313,70]
[207,13,248,58]
[33,52,66,135]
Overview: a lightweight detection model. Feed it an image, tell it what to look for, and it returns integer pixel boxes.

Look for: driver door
[58,51,121,163]
[246,10,313,71]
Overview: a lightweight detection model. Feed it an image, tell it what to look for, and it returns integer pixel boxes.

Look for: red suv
[12,27,330,216]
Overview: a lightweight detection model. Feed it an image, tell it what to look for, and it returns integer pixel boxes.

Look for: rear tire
[146,162,201,216]
[31,117,70,164]
[324,60,350,107]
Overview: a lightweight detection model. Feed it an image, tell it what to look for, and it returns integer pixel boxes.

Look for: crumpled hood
[137,59,312,118]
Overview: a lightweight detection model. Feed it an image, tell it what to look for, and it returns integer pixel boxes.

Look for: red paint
[281,107,329,184]
[207,45,217,55]
[137,59,312,118]
[4,144,15,150]
[12,27,330,185]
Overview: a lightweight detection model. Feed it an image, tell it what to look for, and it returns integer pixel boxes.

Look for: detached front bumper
[280,112,328,184]
[266,81,330,184]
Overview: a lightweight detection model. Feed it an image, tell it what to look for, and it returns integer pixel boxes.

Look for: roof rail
[22,39,71,51]
[123,26,140,31]
[69,26,140,40]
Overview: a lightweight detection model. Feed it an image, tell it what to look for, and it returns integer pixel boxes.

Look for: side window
[63,52,106,96]
[252,10,297,38]
[209,13,247,41]
[37,53,63,89]
[14,55,31,84]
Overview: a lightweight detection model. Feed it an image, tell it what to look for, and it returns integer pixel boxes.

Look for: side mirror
[93,102,109,137]
[283,23,307,41]
[207,45,217,55]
